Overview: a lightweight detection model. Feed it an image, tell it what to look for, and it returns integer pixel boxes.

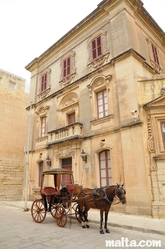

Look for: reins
[78,185,125,207]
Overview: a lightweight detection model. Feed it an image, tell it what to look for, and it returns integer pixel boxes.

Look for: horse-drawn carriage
[31,167,126,234]
[31,168,82,227]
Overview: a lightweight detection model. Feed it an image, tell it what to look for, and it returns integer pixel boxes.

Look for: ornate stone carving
[147,116,155,153]
[87,29,110,72]
[160,87,165,96]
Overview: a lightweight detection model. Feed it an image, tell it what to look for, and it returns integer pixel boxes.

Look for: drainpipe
[24,100,32,211]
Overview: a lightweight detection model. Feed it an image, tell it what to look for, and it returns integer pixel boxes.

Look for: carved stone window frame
[59,51,76,87]
[38,68,51,100]
[87,29,110,72]
[59,92,79,126]
[87,74,112,120]
[149,115,165,155]
[146,38,162,74]
[35,106,50,138]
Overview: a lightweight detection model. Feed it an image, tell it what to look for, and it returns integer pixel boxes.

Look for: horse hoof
[105,229,110,233]
[86,224,89,228]
[82,225,86,229]
[100,230,104,234]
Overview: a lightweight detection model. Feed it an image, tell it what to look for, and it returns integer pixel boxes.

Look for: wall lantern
[45,156,51,167]
[80,149,87,163]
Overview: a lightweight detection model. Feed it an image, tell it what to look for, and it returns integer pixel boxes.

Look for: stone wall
[0,69,29,200]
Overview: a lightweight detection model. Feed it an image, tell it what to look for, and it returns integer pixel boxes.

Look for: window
[41,73,47,92]
[91,35,102,60]
[161,122,165,149]
[68,112,75,125]
[63,56,71,78]
[97,90,108,118]
[41,116,46,137]
[99,150,112,187]
[151,43,160,66]
[62,158,73,185]
[9,81,16,89]
[38,162,43,187]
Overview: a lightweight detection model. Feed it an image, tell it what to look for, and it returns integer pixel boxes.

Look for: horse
[77,184,126,234]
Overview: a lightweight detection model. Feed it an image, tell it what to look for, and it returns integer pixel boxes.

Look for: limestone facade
[25,0,165,217]
[0,69,29,200]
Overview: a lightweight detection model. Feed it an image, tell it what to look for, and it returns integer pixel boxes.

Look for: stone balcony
[47,122,83,145]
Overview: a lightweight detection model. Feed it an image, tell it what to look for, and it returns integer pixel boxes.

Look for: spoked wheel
[55,205,67,227]
[50,204,57,218]
[74,204,82,223]
[31,199,46,223]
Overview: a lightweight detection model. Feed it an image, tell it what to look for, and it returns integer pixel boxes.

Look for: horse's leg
[80,204,86,229]
[100,209,104,234]
[104,205,110,233]
[84,207,90,228]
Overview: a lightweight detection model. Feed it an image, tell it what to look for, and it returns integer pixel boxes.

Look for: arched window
[99,150,112,187]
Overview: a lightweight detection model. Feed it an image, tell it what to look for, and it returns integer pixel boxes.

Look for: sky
[0,0,165,93]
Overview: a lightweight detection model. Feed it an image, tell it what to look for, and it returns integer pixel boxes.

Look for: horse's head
[116,184,126,204]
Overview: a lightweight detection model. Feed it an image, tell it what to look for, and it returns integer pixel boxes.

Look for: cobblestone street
[0,203,165,249]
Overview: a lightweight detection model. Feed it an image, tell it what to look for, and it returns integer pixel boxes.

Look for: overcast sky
[0,0,165,93]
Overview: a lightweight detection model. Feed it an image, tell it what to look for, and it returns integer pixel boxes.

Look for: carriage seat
[42,187,57,201]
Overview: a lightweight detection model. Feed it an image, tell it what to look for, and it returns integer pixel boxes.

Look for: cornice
[126,0,165,45]
[25,0,165,72]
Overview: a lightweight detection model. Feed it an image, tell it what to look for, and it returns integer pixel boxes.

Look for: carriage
[31,167,126,233]
[31,168,82,227]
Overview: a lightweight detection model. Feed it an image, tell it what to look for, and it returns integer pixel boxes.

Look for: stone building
[0,69,29,200]
[25,0,165,218]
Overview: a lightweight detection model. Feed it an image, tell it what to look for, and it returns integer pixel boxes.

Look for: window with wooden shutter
[99,150,112,187]
[41,73,47,92]
[91,35,102,60]
[68,112,75,125]
[63,56,71,78]
[38,161,43,187]
[41,116,46,137]
[161,122,165,150]
[97,90,108,118]
[151,43,160,65]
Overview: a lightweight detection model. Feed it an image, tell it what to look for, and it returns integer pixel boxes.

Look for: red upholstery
[67,185,74,193]
[42,187,57,202]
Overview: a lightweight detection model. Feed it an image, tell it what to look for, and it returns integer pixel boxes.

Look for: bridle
[114,185,126,204]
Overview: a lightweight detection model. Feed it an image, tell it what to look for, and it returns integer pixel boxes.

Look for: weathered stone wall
[0,69,29,200]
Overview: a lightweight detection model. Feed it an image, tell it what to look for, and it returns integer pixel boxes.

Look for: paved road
[0,203,165,249]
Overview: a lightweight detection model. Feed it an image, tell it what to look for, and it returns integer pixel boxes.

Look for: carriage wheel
[55,205,67,227]
[75,204,82,223]
[31,199,46,223]
[50,204,57,218]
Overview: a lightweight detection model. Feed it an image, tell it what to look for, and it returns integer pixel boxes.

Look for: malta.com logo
[105,237,161,248]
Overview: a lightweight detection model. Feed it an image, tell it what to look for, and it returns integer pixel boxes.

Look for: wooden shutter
[151,43,160,65]
[68,113,75,125]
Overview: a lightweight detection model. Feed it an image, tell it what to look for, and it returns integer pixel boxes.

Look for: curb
[90,219,165,236]
[6,203,165,236]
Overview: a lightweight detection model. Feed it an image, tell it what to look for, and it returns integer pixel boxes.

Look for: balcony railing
[47,122,83,144]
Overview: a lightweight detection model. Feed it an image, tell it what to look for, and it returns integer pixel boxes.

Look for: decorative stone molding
[55,146,75,161]
[35,106,50,117]
[147,116,155,154]
[160,87,165,96]
[87,29,110,72]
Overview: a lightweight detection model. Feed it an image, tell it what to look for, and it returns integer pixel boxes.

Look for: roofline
[25,0,165,71]
[0,68,25,81]
[25,0,105,70]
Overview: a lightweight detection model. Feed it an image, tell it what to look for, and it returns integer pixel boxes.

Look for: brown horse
[77,184,126,234]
